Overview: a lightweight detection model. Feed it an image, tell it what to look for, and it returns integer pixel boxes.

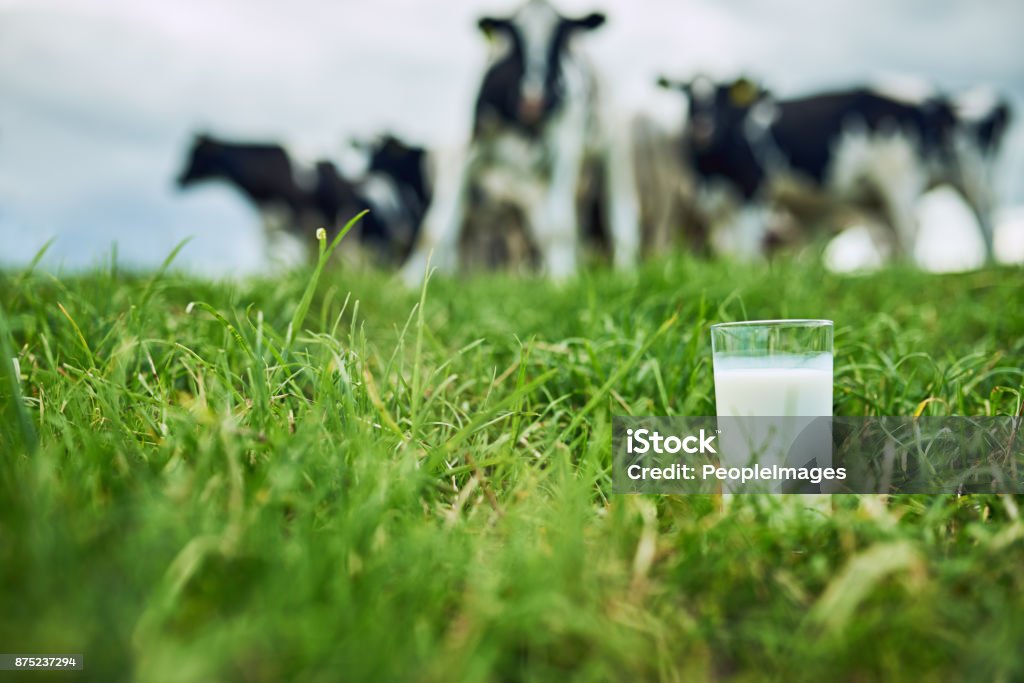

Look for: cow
[177,133,408,263]
[656,76,1009,261]
[352,134,433,264]
[400,0,638,284]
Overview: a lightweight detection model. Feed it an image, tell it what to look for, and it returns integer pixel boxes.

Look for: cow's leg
[871,173,923,259]
[949,142,998,262]
[602,113,640,270]
[261,205,309,269]
[954,185,998,264]
[702,185,770,259]
[400,146,470,287]
[528,189,576,279]
[537,113,590,279]
[734,201,772,259]
[833,130,924,259]
[971,205,997,264]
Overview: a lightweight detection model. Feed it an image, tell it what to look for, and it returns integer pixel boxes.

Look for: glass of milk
[711,320,833,494]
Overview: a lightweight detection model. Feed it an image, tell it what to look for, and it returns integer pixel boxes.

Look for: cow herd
[176,0,1013,283]
[177,133,429,266]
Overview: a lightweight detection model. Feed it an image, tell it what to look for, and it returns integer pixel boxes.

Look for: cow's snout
[518,95,545,125]
[175,166,198,189]
[690,115,715,147]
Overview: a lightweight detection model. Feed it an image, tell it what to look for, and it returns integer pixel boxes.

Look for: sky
[1,0,1022,273]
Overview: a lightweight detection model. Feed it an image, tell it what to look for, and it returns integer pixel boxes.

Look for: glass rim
[711,319,833,330]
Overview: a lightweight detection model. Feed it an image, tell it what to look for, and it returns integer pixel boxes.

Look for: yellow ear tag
[730,80,758,108]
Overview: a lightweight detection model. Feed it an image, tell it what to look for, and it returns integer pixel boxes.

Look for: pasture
[1,244,1023,682]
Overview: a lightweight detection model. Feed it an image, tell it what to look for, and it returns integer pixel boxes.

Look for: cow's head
[475,0,606,132]
[659,75,772,153]
[954,92,1012,156]
[366,134,431,205]
[366,135,426,179]
[177,133,223,187]
[977,100,1011,154]
[350,134,431,205]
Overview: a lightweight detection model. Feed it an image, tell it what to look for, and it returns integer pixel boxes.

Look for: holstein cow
[177,133,417,264]
[354,134,433,263]
[400,0,638,284]
[657,76,1007,261]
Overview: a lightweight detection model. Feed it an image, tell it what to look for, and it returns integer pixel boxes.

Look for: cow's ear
[729,77,762,108]
[657,76,686,93]
[993,100,1012,128]
[382,136,405,156]
[572,12,606,31]
[478,16,510,37]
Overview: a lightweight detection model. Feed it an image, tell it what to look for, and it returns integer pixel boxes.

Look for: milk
[714,353,833,493]
[714,353,833,418]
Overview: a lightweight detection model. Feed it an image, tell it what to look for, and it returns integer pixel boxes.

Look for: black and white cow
[177,133,420,263]
[657,76,1009,260]
[354,134,433,263]
[400,0,638,283]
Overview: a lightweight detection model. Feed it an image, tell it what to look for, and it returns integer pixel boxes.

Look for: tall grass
[0,252,1022,682]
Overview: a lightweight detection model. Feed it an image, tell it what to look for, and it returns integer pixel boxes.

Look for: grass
[1,248,1023,682]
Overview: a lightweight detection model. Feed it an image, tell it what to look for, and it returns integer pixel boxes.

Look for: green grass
[1,251,1023,682]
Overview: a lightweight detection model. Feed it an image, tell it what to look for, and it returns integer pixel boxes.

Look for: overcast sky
[1,0,1022,273]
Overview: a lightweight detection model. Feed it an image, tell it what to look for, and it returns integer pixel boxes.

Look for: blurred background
[2,0,1022,274]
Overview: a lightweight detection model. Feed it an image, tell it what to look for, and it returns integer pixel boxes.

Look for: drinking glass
[711,320,834,493]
